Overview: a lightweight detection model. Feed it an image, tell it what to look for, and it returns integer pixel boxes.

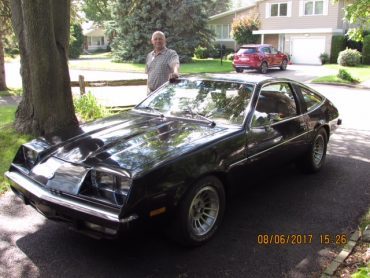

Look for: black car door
[245,82,308,168]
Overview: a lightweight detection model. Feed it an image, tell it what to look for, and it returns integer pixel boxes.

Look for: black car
[6,74,341,246]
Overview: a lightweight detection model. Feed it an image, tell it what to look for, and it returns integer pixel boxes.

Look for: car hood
[50,111,238,175]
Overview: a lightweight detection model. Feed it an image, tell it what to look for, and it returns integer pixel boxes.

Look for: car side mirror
[268,113,281,124]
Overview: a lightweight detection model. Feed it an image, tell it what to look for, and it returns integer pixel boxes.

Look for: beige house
[209,0,349,65]
[82,22,109,52]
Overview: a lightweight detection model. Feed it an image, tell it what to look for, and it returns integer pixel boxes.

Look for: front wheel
[235,68,243,73]
[297,128,328,173]
[259,62,268,74]
[172,176,225,246]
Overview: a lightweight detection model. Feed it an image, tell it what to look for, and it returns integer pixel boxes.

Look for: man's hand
[169,72,179,82]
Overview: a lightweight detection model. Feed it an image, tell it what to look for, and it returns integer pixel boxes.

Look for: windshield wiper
[181,107,216,127]
[135,106,164,117]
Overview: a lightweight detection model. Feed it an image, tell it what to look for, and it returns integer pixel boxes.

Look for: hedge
[330,35,346,64]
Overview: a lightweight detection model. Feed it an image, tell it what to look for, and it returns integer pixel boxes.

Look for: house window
[101,37,105,45]
[210,24,231,39]
[304,0,324,15]
[271,3,288,17]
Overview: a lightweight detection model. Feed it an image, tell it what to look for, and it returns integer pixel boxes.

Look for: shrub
[319,53,330,64]
[73,92,109,121]
[362,34,370,65]
[69,24,84,59]
[194,46,209,59]
[330,35,346,63]
[337,48,362,66]
[226,53,235,60]
[337,69,358,83]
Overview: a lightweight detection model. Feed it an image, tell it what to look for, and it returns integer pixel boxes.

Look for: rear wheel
[172,176,225,246]
[280,59,288,70]
[259,62,268,74]
[297,128,328,173]
[235,68,243,73]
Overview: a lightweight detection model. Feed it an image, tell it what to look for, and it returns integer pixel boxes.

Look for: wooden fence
[71,75,147,95]
[70,75,147,111]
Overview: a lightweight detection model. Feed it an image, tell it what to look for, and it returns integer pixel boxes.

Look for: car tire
[280,59,288,70]
[172,176,225,246]
[259,62,268,74]
[297,128,328,173]
[236,68,243,73]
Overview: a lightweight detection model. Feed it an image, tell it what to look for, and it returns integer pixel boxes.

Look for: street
[1,63,370,277]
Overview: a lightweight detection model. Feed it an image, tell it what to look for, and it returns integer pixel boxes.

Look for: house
[82,22,109,52]
[209,0,349,65]
[209,2,258,50]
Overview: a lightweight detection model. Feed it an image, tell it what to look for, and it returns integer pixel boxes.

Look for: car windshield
[237,47,257,54]
[135,79,254,126]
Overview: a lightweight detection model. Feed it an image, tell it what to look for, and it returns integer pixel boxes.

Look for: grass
[69,55,233,73]
[311,64,370,84]
[0,106,32,194]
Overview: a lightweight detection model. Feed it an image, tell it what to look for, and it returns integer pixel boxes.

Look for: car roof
[239,44,271,48]
[181,73,292,85]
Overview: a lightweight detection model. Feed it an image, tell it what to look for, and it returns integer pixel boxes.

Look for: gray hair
[151,31,166,40]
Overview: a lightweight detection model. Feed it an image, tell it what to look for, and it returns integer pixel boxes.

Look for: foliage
[337,48,362,67]
[69,24,84,59]
[208,0,231,16]
[330,35,346,63]
[333,0,370,42]
[226,53,235,60]
[81,0,113,23]
[362,35,370,65]
[74,92,109,121]
[112,0,215,63]
[319,53,330,64]
[194,44,233,59]
[231,16,260,45]
[351,265,370,278]
[337,69,359,83]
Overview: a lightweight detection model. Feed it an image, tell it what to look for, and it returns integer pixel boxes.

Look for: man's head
[151,31,166,52]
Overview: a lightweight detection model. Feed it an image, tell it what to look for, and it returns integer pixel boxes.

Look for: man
[146,31,180,94]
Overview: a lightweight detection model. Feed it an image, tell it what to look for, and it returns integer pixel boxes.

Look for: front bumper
[5,171,138,238]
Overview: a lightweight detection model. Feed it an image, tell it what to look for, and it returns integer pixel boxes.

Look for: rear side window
[237,48,257,54]
[300,86,323,111]
[252,83,297,127]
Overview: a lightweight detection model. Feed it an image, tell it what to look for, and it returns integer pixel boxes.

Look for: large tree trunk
[0,32,7,91]
[10,0,78,137]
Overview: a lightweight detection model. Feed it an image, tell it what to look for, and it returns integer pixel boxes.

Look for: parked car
[233,44,289,74]
[6,74,341,246]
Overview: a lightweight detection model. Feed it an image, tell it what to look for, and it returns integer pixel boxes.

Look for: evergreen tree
[112,0,216,63]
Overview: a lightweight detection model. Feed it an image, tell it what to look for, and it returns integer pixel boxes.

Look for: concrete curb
[320,230,361,277]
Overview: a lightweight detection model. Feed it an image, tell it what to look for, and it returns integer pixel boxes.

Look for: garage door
[291,37,325,65]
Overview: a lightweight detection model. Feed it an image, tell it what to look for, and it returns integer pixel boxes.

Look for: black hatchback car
[6,74,341,246]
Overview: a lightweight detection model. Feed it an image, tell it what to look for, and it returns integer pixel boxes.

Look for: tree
[112,0,215,63]
[81,0,113,24]
[231,16,260,45]
[0,0,12,91]
[69,23,84,59]
[334,0,370,42]
[10,0,78,136]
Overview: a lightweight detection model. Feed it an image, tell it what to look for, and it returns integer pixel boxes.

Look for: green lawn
[69,56,233,73]
[0,106,32,194]
[311,64,370,84]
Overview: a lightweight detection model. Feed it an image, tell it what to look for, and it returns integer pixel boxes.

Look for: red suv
[233,44,289,74]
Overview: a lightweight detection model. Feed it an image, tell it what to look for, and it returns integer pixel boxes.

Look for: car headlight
[24,148,38,164]
[80,169,132,206]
